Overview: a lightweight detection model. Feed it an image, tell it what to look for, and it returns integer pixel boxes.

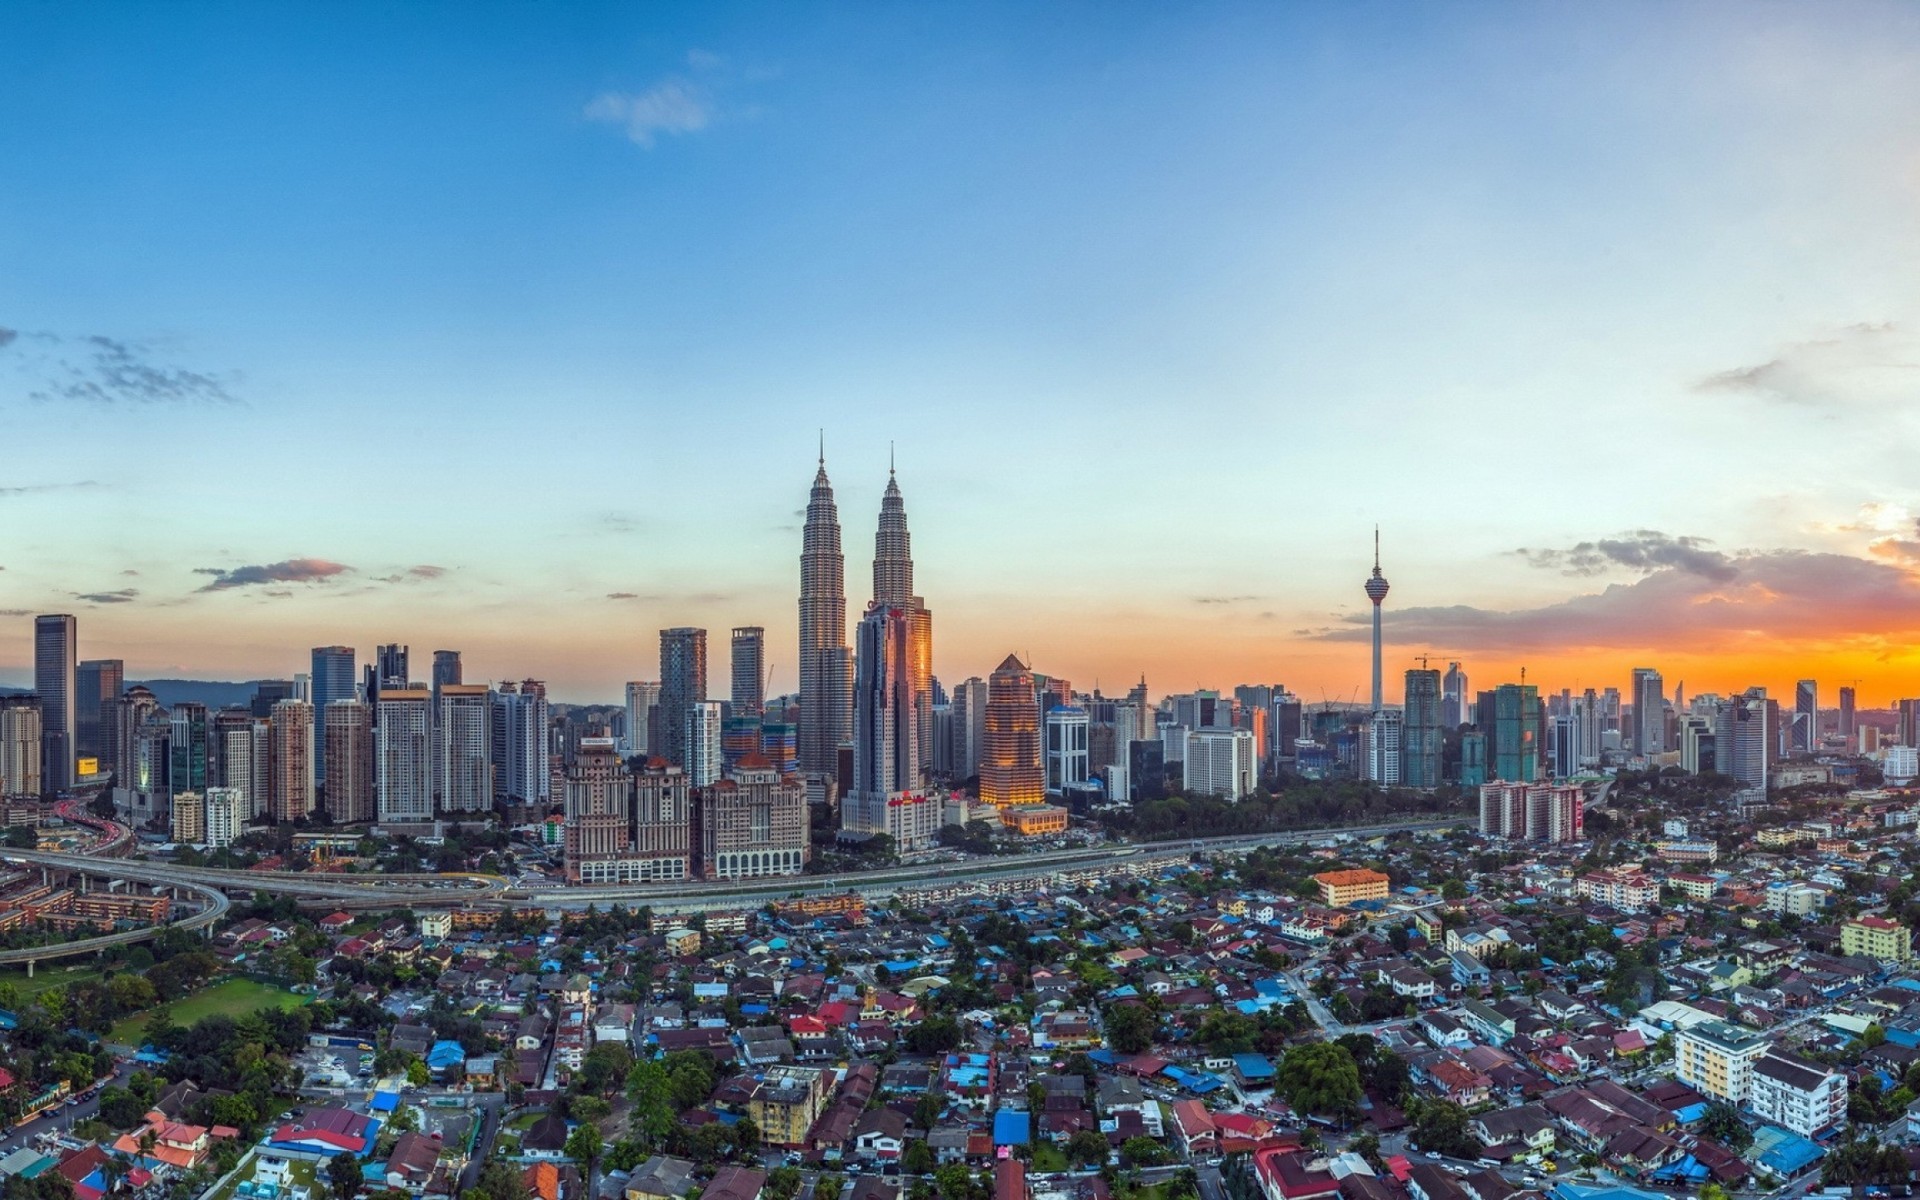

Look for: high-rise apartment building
[435,683,492,812]
[267,699,315,822]
[1365,709,1403,785]
[376,688,433,822]
[698,756,809,880]
[631,759,692,881]
[323,699,375,823]
[308,646,357,788]
[1401,668,1443,788]
[172,790,206,845]
[74,658,123,768]
[731,627,765,717]
[1794,679,1818,754]
[33,614,76,793]
[951,677,987,780]
[204,786,247,849]
[979,655,1044,809]
[107,686,162,797]
[491,680,550,805]
[565,738,633,884]
[1184,729,1255,800]
[622,681,660,757]
[1478,781,1583,842]
[0,697,43,798]
[213,708,268,819]
[798,451,853,791]
[687,700,724,787]
[1714,691,1773,791]
[1837,686,1856,746]
[1630,668,1664,755]
[658,627,708,771]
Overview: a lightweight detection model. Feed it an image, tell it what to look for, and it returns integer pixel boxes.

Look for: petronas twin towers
[798,448,937,848]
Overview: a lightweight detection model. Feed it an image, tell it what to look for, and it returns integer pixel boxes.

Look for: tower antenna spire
[889,441,895,476]
[819,429,825,465]
[1373,524,1381,574]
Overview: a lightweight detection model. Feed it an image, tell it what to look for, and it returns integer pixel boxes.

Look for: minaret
[1364,527,1390,713]
[799,437,852,789]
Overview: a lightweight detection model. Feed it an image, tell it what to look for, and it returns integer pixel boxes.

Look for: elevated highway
[0,848,508,905]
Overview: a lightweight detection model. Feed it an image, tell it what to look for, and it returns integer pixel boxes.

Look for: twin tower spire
[797,443,920,790]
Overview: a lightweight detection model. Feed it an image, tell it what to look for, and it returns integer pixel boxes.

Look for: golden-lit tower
[979,654,1044,809]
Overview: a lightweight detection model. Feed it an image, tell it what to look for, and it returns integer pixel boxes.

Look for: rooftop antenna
[818,429,825,465]
[889,440,895,476]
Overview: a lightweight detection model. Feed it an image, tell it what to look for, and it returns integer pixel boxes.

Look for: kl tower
[1365,527,1389,714]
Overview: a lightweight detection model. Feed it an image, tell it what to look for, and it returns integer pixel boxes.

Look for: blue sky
[6,2,1920,702]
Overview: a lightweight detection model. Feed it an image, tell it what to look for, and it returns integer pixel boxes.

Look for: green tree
[765,1168,802,1200]
[1410,1100,1479,1159]
[1103,1004,1157,1055]
[903,1139,936,1175]
[1274,1043,1362,1124]
[327,1154,363,1200]
[405,1059,429,1088]
[1119,1137,1171,1167]
[1066,1130,1110,1168]
[566,1122,604,1190]
[625,1059,676,1148]
[1700,1101,1752,1153]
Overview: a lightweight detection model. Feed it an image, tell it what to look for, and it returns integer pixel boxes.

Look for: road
[0,882,230,968]
[0,1058,137,1159]
[3,818,1460,914]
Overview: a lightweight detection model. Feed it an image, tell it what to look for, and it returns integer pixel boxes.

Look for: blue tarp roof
[427,1040,466,1070]
[993,1112,1029,1146]
[1159,1065,1226,1094]
[370,1092,400,1113]
[1232,1053,1276,1079]
[1752,1125,1824,1176]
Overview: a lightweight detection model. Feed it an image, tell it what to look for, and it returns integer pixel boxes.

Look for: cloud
[1307,547,1920,654]
[1694,321,1914,411]
[607,592,640,600]
[23,333,242,407]
[74,589,138,604]
[606,590,732,604]
[1513,530,1738,582]
[1193,595,1259,605]
[194,558,350,592]
[0,480,99,498]
[0,328,16,349]
[585,51,729,148]
[371,564,450,584]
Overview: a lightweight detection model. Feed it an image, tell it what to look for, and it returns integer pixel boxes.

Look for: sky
[5,2,1920,706]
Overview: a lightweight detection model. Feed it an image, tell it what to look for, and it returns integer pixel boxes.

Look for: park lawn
[1031,1144,1069,1173]
[110,978,309,1045]
[0,962,108,1000]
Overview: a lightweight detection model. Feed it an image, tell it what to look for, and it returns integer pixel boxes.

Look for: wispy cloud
[1306,546,1920,654]
[1694,321,1914,412]
[74,588,138,605]
[0,480,100,499]
[585,51,732,149]
[371,564,450,584]
[1193,595,1259,605]
[194,558,350,592]
[3,326,240,407]
[1512,530,1738,582]
[607,590,732,604]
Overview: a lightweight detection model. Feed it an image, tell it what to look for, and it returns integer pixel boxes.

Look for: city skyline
[8,5,1920,701]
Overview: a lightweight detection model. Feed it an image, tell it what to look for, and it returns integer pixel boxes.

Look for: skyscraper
[376,643,410,688]
[1401,667,1444,788]
[951,676,987,780]
[1838,686,1857,747]
[730,627,766,717]
[1365,710,1403,785]
[74,658,123,768]
[871,464,934,783]
[1630,668,1665,755]
[1363,530,1389,715]
[1441,661,1469,729]
[323,699,375,823]
[168,703,211,797]
[376,688,433,822]
[798,447,853,791]
[491,680,550,805]
[0,697,43,798]
[309,646,356,786]
[698,756,810,879]
[846,603,937,849]
[979,655,1045,809]
[687,700,724,787]
[33,614,76,792]
[267,698,315,822]
[659,628,708,770]
[1794,679,1817,754]
[431,650,463,698]
[1479,683,1541,782]
[623,681,660,757]
[435,683,493,812]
